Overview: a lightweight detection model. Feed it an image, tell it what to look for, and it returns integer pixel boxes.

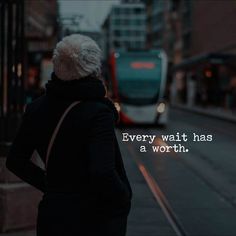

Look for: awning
[172,53,236,72]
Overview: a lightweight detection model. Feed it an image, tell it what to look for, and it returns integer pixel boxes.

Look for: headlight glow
[157,102,165,113]
[114,53,120,58]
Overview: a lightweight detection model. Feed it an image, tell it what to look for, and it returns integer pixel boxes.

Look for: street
[1,0,236,235]
[119,108,236,236]
[2,108,236,236]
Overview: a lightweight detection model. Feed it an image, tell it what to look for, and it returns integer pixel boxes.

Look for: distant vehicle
[108,49,169,125]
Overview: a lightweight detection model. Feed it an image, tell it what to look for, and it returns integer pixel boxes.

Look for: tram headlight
[114,102,121,112]
[157,102,165,113]
[114,53,120,58]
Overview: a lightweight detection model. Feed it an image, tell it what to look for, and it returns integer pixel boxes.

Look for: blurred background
[1,0,236,235]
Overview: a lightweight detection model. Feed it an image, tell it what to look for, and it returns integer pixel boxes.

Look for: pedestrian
[6,34,132,236]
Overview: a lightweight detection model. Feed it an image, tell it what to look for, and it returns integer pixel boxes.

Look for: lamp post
[0,0,25,151]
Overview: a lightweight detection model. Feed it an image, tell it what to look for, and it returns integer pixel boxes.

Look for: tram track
[137,125,236,209]
[117,108,236,236]
[119,130,188,236]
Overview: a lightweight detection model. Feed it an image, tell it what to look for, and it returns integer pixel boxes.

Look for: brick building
[146,0,192,63]
[146,0,236,108]
[169,0,236,109]
[146,0,236,61]
[190,0,236,55]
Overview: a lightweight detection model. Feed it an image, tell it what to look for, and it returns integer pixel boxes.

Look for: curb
[171,104,236,124]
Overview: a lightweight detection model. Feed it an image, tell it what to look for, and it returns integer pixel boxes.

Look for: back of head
[52,34,102,81]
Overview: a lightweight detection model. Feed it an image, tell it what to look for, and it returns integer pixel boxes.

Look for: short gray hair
[52,34,102,81]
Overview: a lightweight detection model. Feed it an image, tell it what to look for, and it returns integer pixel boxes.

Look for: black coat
[6,73,132,236]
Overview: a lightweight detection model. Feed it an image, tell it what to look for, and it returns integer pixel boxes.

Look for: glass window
[124,8,130,14]
[124,41,130,48]
[135,30,141,37]
[114,19,121,25]
[114,8,120,15]
[113,40,121,47]
[134,7,142,14]
[135,19,144,25]
[130,19,136,25]
[133,41,140,49]
[120,30,125,36]
[125,30,130,36]
[124,19,130,25]
[120,19,125,25]
[183,33,191,50]
[114,30,121,37]
[116,53,162,105]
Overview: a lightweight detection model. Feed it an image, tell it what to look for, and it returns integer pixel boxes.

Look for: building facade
[102,2,146,58]
[146,0,236,110]
[147,0,236,62]
[60,15,102,52]
[25,0,59,96]
[146,0,192,63]
[167,0,236,110]
[189,0,236,55]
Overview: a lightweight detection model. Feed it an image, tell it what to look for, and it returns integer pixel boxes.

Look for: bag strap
[45,101,81,170]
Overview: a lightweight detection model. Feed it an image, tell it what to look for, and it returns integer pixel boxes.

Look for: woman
[6,34,132,236]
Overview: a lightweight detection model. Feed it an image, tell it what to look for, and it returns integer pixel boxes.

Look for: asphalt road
[119,108,236,236]
[2,108,236,236]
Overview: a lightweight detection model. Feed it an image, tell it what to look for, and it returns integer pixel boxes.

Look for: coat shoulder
[26,94,47,112]
[82,100,115,121]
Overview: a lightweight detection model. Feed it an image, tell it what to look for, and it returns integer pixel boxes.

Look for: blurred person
[6,34,132,236]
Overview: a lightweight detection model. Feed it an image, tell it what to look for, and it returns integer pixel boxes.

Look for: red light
[205,70,212,78]
[130,62,155,69]
[120,111,135,124]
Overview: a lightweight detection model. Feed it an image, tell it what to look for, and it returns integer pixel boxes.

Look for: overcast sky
[58,0,120,31]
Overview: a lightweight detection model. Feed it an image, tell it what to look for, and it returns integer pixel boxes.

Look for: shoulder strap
[45,101,81,170]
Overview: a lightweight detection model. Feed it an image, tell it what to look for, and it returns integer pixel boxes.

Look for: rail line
[125,141,188,236]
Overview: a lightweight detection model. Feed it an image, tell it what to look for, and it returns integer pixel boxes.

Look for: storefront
[171,53,236,110]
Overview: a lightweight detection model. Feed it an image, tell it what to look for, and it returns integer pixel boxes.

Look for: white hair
[52,34,102,81]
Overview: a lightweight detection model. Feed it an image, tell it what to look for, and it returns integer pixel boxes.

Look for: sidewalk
[172,103,236,123]
[0,231,35,236]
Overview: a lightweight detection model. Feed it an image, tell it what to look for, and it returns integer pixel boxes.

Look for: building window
[134,30,141,36]
[125,30,130,36]
[124,19,130,25]
[120,30,126,36]
[137,42,142,48]
[124,8,131,14]
[123,41,131,48]
[114,30,121,37]
[135,19,143,25]
[114,8,120,15]
[183,32,191,51]
[134,7,143,14]
[113,19,121,25]
[113,40,121,48]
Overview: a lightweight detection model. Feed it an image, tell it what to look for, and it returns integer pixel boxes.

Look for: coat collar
[45,72,119,123]
[45,72,106,101]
